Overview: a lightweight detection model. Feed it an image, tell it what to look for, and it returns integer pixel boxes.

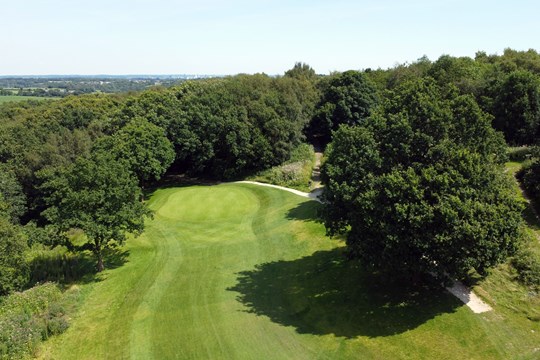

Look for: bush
[511,248,540,289]
[507,146,532,162]
[519,160,540,206]
[248,144,315,191]
[0,219,29,296]
[0,283,69,360]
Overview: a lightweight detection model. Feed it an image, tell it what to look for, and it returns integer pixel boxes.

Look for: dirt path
[310,152,324,190]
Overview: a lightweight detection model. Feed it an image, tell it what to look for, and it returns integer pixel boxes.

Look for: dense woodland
[1,48,540,358]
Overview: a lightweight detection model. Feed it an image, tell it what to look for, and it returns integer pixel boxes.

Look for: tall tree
[321,79,521,281]
[284,62,317,81]
[93,118,175,184]
[492,70,540,145]
[307,70,378,145]
[40,153,151,271]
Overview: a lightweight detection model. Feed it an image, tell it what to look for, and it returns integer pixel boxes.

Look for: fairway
[39,184,540,359]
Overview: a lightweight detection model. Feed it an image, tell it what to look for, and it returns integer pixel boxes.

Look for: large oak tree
[321,78,522,281]
[41,153,151,271]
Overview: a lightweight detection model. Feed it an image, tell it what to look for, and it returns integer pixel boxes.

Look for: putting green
[39,184,540,359]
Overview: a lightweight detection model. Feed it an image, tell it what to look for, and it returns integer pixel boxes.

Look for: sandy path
[446,281,492,313]
[310,152,324,190]
[235,181,323,203]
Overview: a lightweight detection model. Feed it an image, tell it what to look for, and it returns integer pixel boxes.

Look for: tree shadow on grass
[29,247,130,285]
[228,248,462,338]
[285,201,323,224]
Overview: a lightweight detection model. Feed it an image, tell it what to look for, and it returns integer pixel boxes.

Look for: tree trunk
[94,239,105,272]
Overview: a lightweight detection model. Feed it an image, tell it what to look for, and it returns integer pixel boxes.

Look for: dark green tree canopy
[0,217,29,295]
[321,79,521,281]
[40,153,151,271]
[307,70,378,145]
[0,165,26,223]
[166,74,314,178]
[492,70,540,145]
[93,118,175,184]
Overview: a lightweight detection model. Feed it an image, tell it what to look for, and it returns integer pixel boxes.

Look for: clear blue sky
[2,0,539,75]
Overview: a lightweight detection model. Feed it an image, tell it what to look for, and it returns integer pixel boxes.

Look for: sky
[1,0,539,75]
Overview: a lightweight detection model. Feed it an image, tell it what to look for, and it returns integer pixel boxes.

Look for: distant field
[38,183,540,359]
[0,95,57,103]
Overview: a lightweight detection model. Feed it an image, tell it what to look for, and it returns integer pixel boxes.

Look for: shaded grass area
[39,183,540,359]
[28,246,129,286]
[229,248,460,338]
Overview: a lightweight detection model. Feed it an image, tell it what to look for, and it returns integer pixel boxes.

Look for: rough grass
[249,144,315,192]
[37,184,540,359]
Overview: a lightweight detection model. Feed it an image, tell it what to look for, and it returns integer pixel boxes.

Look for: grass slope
[39,184,540,359]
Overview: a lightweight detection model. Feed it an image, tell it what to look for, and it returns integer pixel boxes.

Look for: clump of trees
[307,70,378,145]
[321,77,524,281]
[40,153,152,272]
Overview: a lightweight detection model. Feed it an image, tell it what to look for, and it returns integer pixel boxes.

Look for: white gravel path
[235,180,492,314]
[235,181,323,203]
[446,281,492,313]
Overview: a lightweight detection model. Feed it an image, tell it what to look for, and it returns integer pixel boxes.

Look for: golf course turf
[39,183,540,359]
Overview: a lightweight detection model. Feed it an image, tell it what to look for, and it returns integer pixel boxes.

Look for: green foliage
[492,70,540,145]
[0,96,56,104]
[321,79,523,281]
[42,94,123,130]
[428,55,488,96]
[284,62,317,81]
[93,118,175,184]
[507,146,532,162]
[307,70,378,144]
[520,158,540,197]
[511,247,540,289]
[385,56,433,89]
[0,283,68,360]
[0,165,26,223]
[167,75,314,178]
[40,153,152,271]
[249,143,315,191]
[22,222,66,248]
[495,48,540,75]
[0,219,29,296]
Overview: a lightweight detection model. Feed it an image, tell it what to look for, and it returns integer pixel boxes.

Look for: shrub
[248,143,315,192]
[0,283,69,359]
[507,146,532,162]
[519,160,540,206]
[511,248,540,289]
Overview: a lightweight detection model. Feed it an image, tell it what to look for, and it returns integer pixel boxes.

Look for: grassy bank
[248,143,316,192]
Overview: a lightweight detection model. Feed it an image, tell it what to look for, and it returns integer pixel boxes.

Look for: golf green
[39,184,540,359]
